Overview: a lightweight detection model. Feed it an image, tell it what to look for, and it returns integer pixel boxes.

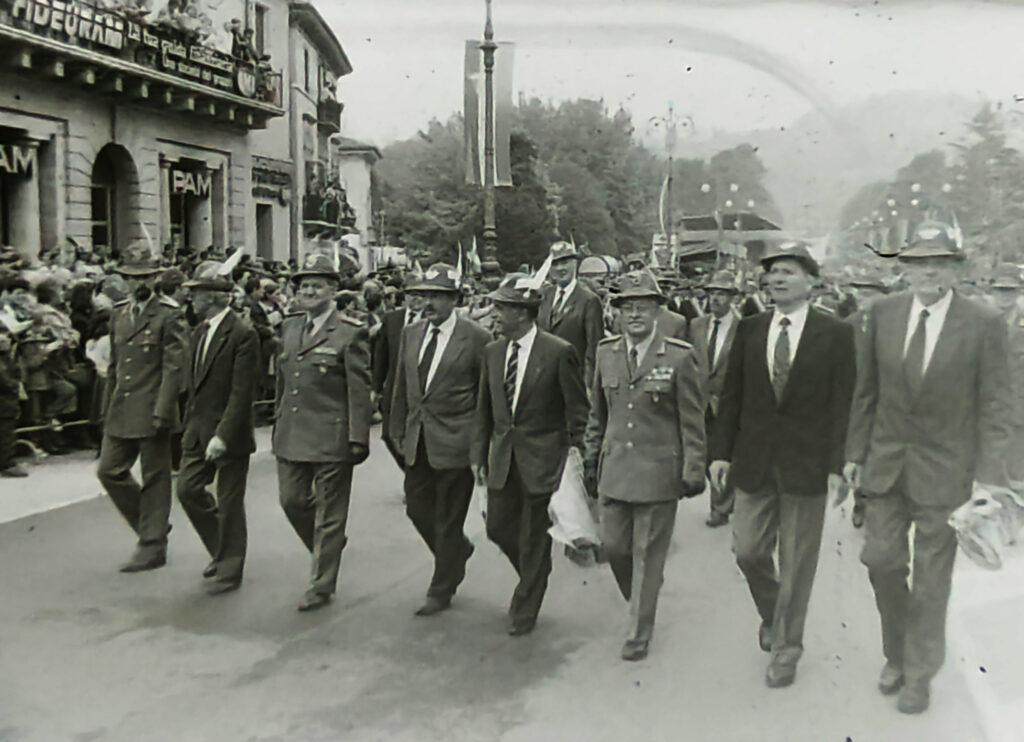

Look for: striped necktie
[772,317,791,402]
[504,341,519,411]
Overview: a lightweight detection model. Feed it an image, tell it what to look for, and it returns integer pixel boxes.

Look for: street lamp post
[480,0,501,278]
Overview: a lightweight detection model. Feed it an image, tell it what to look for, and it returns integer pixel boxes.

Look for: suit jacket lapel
[779,309,826,405]
[513,332,545,418]
[299,309,335,354]
[424,319,466,398]
[196,311,234,388]
[126,300,158,341]
[750,313,773,398]
[630,330,668,382]
[551,286,577,327]
[921,294,969,394]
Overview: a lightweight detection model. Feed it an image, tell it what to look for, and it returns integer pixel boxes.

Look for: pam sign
[171,168,211,198]
[0,144,36,176]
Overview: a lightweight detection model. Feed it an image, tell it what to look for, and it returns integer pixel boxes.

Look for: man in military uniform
[274,253,373,611]
[987,263,1024,486]
[538,241,605,388]
[177,260,260,594]
[97,243,187,572]
[584,270,706,661]
[688,270,740,527]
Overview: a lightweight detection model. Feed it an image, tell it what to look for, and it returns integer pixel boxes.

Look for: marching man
[584,270,706,661]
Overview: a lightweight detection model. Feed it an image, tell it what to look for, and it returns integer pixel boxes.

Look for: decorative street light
[479,0,500,278]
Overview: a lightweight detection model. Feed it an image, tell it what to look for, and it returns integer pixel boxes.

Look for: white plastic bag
[548,447,601,553]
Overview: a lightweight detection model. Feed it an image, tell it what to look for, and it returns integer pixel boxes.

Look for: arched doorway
[90,144,140,258]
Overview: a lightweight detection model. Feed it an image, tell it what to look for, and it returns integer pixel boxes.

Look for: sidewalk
[0,429,276,525]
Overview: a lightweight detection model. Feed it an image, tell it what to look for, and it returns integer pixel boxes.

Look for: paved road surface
[0,430,1000,741]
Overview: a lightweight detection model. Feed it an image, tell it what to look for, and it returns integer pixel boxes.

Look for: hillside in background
[650,91,984,236]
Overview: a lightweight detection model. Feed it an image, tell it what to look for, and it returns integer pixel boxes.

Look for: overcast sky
[321,0,1024,147]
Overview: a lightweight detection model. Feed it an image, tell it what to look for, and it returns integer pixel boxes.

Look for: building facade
[332,135,381,246]
[0,0,355,265]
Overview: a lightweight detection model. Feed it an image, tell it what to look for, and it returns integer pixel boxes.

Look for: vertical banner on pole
[464,40,515,186]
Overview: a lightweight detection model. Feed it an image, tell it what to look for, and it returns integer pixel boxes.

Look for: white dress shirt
[200,306,231,363]
[625,330,657,373]
[707,311,736,368]
[504,323,538,412]
[903,290,954,374]
[766,302,810,376]
[552,279,577,316]
[417,310,457,391]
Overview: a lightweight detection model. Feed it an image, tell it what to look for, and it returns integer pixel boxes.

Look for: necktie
[772,317,791,402]
[628,346,639,378]
[904,308,930,396]
[302,318,315,344]
[708,318,721,368]
[504,341,519,411]
[418,327,440,392]
[554,288,566,318]
[194,321,210,377]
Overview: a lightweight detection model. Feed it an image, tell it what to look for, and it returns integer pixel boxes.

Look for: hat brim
[610,292,666,306]
[115,266,163,277]
[183,279,233,291]
[406,283,461,294]
[897,244,965,261]
[991,281,1021,290]
[705,283,739,292]
[761,254,820,278]
[489,293,541,307]
[292,270,341,283]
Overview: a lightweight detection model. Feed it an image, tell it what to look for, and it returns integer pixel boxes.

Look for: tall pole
[665,104,675,257]
[480,0,500,278]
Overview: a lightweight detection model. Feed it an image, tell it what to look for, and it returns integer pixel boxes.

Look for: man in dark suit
[274,253,373,612]
[688,270,741,527]
[538,241,605,388]
[373,292,423,467]
[97,243,186,572]
[176,260,260,594]
[389,263,491,616]
[844,222,1011,714]
[584,271,706,661]
[710,242,856,689]
[472,273,589,635]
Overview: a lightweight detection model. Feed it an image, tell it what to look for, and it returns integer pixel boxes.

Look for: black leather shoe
[897,680,929,714]
[507,620,536,636]
[621,640,649,661]
[414,596,451,616]
[297,592,332,612]
[119,552,166,573]
[705,512,730,528]
[758,622,773,652]
[878,662,904,695]
[206,578,241,595]
[202,561,218,579]
[765,663,796,688]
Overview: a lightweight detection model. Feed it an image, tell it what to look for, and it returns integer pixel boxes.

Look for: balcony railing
[0,0,284,128]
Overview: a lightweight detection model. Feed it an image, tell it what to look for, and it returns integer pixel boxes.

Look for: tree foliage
[377,98,778,267]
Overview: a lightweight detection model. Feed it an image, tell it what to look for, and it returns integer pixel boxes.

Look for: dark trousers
[601,498,678,643]
[705,410,734,517]
[486,457,553,627]
[860,478,960,685]
[97,431,172,556]
[0,415,15,469]
[177,447,250,581]
[733,485,827,669]
[277,457,353,596]
[404,437,474,601]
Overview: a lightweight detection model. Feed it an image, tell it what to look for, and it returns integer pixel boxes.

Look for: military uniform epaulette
[664,337,692,349]
[599,334,621,344]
